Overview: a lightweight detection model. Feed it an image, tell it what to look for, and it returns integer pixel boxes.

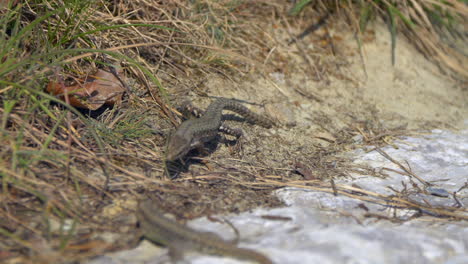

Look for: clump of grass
[91,109,154,146]
[0,0,268,261]
[0,1,171,261]
[290,0,468,78]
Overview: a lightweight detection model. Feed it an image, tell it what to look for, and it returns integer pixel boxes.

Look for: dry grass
[0,0,466,262]
[289,0,468,78]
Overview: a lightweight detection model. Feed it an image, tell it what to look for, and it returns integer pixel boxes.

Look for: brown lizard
[137,199,273,264]
[166,98,274,161]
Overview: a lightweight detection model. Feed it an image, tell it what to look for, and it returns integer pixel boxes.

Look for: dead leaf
[47,69,125,110]
[0,0,19,9]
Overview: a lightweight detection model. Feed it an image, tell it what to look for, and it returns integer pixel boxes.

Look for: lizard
[166,98,274,161]
[137,199,273,264]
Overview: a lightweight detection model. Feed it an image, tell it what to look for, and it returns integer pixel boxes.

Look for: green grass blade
[61,23,177,46]
[289,0,313,16]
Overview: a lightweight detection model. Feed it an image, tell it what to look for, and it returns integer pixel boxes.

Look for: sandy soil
[197,21,467,131]
[95,15,468,254]
[144,18,468,216]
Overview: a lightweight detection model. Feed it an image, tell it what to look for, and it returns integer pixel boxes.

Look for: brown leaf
[0,0,20,8]
[47,69,125,110]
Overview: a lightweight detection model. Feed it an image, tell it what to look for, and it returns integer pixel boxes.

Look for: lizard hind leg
[219,124,245,157]
[219,124,243,138]
[177,101,204,119]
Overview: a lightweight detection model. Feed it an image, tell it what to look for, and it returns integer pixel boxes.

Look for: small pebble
[352,134,364,144]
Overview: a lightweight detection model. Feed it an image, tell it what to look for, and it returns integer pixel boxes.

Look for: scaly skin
[137,200,273,264]
[166,98,274,161]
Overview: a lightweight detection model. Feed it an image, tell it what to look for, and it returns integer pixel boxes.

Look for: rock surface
[89,128,467,264]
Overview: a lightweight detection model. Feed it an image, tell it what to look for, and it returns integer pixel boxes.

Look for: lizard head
[166,121,195,161]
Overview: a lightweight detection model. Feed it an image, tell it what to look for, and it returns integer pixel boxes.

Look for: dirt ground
[100,16,467,252]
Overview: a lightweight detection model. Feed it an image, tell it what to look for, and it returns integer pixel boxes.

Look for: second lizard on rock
[137,199,273,264]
